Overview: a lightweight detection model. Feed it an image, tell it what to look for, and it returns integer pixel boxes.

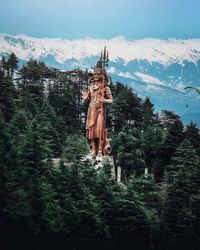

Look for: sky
[0,0,200,39]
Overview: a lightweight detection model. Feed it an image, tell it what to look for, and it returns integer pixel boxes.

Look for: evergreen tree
[142,126,163,171]
[62,134,88,162]
[1,54,200,250]
[127,174,162,250]
[109,82,142,133]
[36,100,63,157]
[112,128,145,180]
[0,70,16,122]
[7,52,18,79]
[141,96,156,129]
[62,161,107,249]
[8,109,28,150]
[0,110,12,223]
[48,76,80,133]
[110,186,150,250]
[184,121,200,156]
[19,60,49,110]
[164,139,200,250]
[155,110,184,181]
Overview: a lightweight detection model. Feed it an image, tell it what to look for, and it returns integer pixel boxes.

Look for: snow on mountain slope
[1,33,200,65]
[134,72,165,85]
[0,33,200,125]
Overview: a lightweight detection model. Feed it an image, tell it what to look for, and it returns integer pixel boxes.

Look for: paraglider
[184,86,200,95]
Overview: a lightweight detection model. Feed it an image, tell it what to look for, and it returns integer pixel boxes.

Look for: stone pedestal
[144,167,148,178]
[95,155,114,167]
[117,166,121,183]
[82,154,115,179]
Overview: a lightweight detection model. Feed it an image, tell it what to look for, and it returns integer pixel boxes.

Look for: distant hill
[1,33,200,125]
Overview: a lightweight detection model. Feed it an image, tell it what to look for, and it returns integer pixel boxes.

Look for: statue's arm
[101,86,113,104]
[82,87,90,101]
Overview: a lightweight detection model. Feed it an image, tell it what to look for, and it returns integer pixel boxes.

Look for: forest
[0,53,200,250]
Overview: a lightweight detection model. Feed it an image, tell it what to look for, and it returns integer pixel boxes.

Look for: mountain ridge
[0,33,200,125]
[1,33,200,65]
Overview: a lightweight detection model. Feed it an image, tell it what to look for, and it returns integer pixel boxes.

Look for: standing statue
[83,47,113,157]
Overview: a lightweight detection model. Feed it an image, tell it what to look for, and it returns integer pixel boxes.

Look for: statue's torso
[89,82,105,108]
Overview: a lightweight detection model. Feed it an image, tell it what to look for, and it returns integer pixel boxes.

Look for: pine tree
[109,185,150,250]
[109,82,142,133]
[0,110,12,221]
[61,161,107,249]
[184,121,200,156]
[164,139,200,250]
[49,69,87,132]
[142,126,163,171]
[127,174,161,211]
[36,100,63,157]
[155,111,184,181]
[19,60,49,110]
[7,52,18,79]
[1,110,33,250]
[112,128,145,180]
[5,119,49,220]
[62,134,88,162]
[141,96,156,129]
[127,175,162,250]
[8,109,28,150]
[0,70,16,122]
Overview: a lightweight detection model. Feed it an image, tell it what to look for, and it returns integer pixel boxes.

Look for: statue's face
[94,70,101,80]
[93,70,103,81]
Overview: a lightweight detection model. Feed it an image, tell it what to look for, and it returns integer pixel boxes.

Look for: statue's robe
[86,84,112,140]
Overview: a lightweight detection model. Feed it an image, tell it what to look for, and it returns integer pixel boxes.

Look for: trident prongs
[100,51,103,62]
[100,46,109,70]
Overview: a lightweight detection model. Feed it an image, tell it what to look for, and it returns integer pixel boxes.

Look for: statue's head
[93,68,104,80]
[88,47,111,86]
[96,60,102,69]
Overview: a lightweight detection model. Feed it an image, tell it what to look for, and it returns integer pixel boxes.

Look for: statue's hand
[101,97,108,103]
[83,89,89,100]
[101,97,106,103]
[101,97,112,104]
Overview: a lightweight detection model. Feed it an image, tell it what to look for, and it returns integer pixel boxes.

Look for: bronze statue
[83,47,113,157]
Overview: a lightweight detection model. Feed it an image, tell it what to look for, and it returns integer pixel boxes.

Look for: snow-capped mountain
[0,33,200,125]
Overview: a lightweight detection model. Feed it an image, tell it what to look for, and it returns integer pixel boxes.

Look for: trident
[100,46,109,70]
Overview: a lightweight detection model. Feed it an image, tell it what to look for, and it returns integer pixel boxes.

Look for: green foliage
[185,121,200,156]
[142,126,163,169]
[1,55,200,250]
[109,82,143,133]
[141,96,157,129]
[164,139,200,249]
[7,52,18,78]
[112,128,145,179]
[62,134,89,161]
[0,110,12,220]
[154,110,184,181]
[0,70,16,121]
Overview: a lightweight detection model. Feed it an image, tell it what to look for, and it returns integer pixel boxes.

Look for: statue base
[82,154,115,179]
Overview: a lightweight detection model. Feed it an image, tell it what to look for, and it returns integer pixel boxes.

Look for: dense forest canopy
[0,53,200,250]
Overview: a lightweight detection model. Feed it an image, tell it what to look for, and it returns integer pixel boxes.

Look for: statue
[83,47,113,157]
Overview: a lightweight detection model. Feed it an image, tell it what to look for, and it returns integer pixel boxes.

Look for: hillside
[0,33,200,125]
